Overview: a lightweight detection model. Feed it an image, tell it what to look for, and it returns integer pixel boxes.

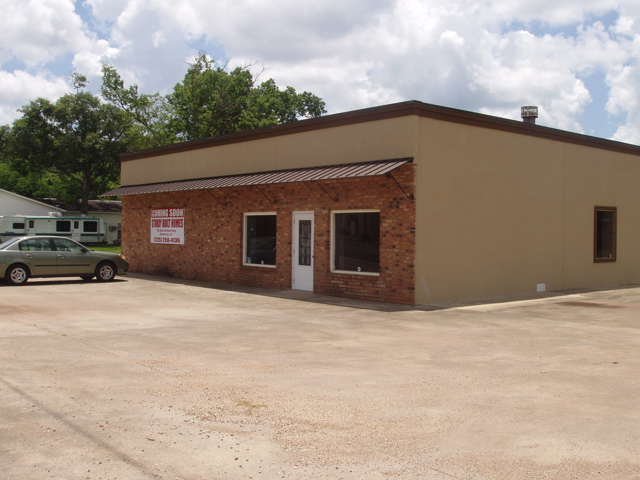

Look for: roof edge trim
[120,101,640,162]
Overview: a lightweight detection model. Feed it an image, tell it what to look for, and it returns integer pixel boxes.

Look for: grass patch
[85,244,121,254]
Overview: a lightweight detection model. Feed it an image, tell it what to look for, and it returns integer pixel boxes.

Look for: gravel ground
[1,273,639,480]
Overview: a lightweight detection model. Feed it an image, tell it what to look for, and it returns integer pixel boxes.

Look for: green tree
[1,119,66,200]
[167,55,326,141]
[101,64,173,149]
[236,78,326,130]
[8,85,129,213]
[166,56,256,140]
[0,56,326,206]
[101,54,326,145]
[0,161,66,200]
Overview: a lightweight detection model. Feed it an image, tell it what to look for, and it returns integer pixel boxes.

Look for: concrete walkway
[1,273,639,479]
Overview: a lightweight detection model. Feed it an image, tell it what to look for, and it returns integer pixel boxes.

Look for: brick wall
[122,163,415,304]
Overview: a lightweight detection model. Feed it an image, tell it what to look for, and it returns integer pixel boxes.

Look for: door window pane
[298,220,311,266]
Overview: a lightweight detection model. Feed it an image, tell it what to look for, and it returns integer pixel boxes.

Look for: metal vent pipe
[521,106,538,124]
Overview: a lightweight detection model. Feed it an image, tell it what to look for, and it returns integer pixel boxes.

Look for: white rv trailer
[0,213,106,243]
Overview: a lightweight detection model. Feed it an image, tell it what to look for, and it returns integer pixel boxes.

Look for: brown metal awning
[102,158,412,196]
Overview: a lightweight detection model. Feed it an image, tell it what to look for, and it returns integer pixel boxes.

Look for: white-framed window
[331,210,380,275]
[243,212,277,267]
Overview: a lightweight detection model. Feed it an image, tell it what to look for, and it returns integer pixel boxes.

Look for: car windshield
[0,237,22,249]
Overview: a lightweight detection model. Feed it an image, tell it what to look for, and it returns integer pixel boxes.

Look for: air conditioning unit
[48,212,62,217]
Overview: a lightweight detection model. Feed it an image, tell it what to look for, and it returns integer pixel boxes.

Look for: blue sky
[1,0,639,144]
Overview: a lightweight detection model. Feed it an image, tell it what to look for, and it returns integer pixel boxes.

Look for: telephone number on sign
[153,237,182,243]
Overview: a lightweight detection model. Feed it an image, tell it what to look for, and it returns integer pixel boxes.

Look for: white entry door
[292,212,314,291]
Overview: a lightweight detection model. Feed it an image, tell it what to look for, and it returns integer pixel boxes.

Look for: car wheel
[6,264,29,285]
[95,262,116,282]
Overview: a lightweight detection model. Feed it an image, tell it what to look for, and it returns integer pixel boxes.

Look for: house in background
[0,189,65,216]
[104,101,640,305]
[84,200,122,245]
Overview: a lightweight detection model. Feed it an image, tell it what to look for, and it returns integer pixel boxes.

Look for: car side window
[19,238,53,252]
[53,238,85,253]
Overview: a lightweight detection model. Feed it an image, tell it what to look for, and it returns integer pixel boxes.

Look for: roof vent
[521,106,538,125]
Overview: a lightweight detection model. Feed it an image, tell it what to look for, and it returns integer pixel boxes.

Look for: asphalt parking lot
[1,273,639,480]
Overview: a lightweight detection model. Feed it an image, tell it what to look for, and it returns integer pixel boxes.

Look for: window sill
[331,269,380,277]
[243,263,277,268]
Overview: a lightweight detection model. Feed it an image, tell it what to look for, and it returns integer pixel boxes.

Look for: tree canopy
[102,54,326,145]
[5,91,129,213]
[1,54,326,209]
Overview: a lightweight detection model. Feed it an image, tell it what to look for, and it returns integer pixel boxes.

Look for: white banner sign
[151,208,185,245]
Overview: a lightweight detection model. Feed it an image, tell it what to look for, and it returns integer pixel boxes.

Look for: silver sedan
[0,236,129,285]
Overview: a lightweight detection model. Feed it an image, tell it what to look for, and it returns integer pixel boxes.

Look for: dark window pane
[84,221,98,232]
[595,207,616,262]
[334,212,380,273]
[246,215,276,265]
[12,223,25,229]
[56,220,71,232]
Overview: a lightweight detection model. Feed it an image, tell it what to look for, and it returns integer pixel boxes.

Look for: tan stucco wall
[414,117,640,303]
[562,146,640,288]
[121,117,418,185]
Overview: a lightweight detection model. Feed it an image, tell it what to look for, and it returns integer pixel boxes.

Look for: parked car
[0,236,128,285]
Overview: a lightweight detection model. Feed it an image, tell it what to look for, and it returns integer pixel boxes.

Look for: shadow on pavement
[120,272,640,313]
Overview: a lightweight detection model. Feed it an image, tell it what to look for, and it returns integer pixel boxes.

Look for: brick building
[104,101,640,305]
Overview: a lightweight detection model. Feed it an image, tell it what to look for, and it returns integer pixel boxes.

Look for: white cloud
[0,70,69,124]
[84,0,132,24]
[491,0,621,25]
[1,0,640,144]
[607,65,640,143]
[440,31,466,48]
[88,0,202,92]
[72,39,120,77]
[0,0,89,65]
